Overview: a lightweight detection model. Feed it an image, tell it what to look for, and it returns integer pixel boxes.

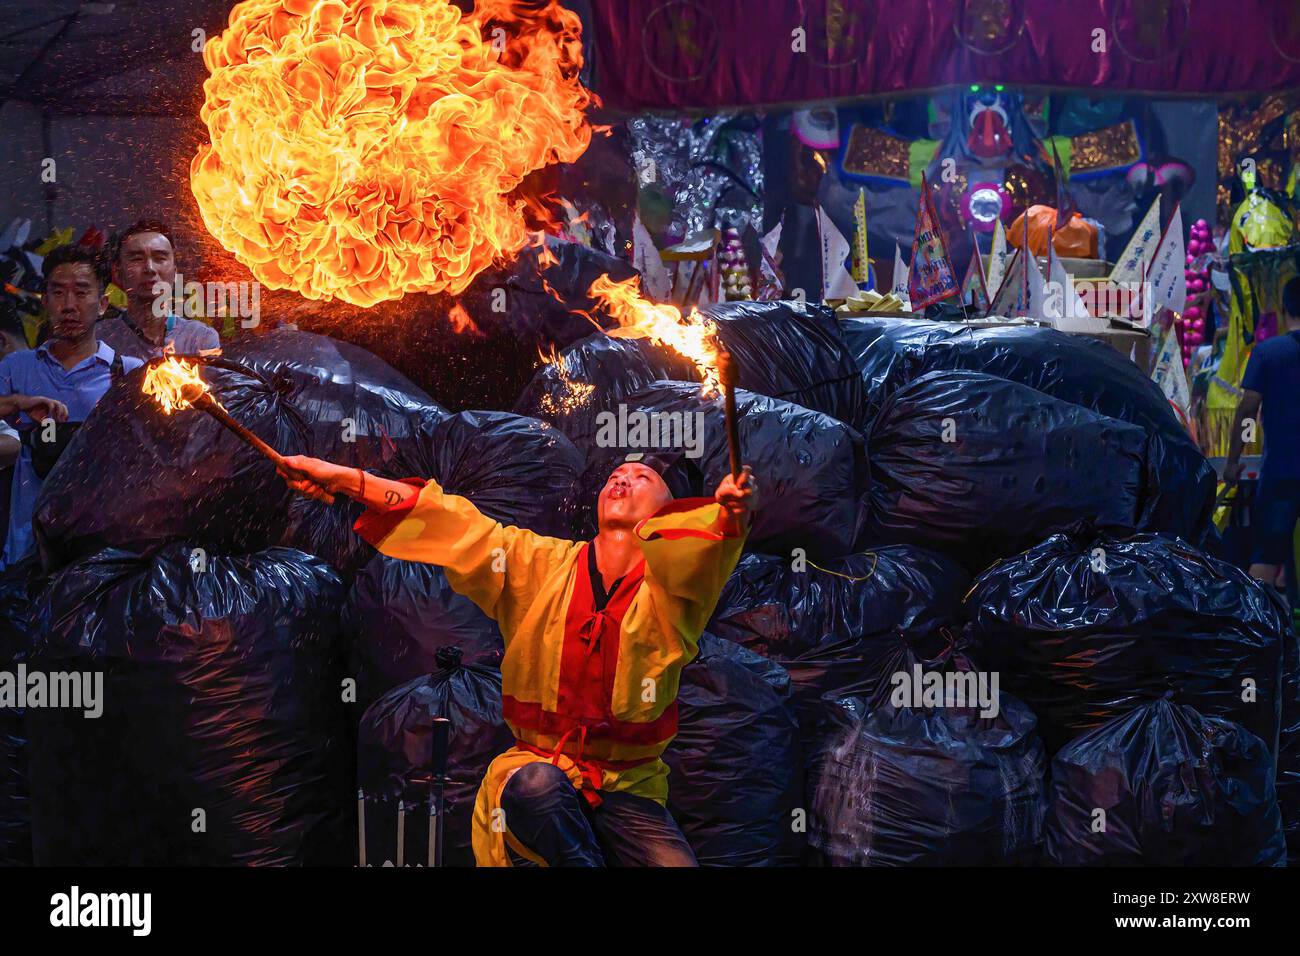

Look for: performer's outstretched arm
[277,456,417,510]
[277,455,579,639]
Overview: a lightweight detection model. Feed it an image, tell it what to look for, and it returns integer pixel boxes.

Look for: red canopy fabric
[590,0,1300,112]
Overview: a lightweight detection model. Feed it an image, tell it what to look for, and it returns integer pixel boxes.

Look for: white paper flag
[1151,320,1191,414]
[1109,197,1162,286]
[1026,246,1048,319]
[632,214,672,302]
[891,243,911,303]
[760,221,783,283]
[1145,202,1187,317]
[818,205,860,301]
[986,219,1008,299]
[987,246,1025,317]
[1046,242,1106,331]
[694,260,717,308]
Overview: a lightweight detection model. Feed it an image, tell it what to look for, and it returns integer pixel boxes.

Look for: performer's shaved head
[596,461,673,531]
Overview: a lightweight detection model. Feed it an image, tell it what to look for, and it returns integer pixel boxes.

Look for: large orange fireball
[191,0,593,307]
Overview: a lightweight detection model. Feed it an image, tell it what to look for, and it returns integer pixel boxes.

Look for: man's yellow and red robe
[355,478,745,866]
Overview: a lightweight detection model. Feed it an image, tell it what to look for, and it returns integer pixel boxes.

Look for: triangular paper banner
[1026,244,1048,318]
[1045,233,1106,331]
[962,243,990,312]
[907,174,960,310]
[986,218,1009,297]
[987,246,1025,317]
[1151,319,1191,413]
[891,243,911,304]
[818,205,860,300]
[757,220,784,299]
[632,214,673,302]
[1145,201,1187,318]
[1109,197,1162,286]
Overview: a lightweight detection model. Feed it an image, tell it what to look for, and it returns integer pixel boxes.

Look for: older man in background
[98,219,221,359]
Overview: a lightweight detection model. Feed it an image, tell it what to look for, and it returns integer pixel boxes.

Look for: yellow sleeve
[356,478,580,640]
[633,497,747,659]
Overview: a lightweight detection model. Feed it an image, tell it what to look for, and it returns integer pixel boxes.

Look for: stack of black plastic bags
[0,297,1294,867]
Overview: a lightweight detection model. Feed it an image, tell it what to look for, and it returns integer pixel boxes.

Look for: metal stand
[427,717,451,867]
[357,788,366,867]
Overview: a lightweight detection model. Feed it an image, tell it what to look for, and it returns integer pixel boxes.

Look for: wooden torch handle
[193,392,286,468]
[717,347,742,480]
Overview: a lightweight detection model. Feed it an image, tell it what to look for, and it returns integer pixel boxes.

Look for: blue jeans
[1251,477,1300,566]
[499,761,697,867]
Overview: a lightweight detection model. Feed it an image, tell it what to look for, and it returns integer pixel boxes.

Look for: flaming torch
[142,357,286,468]
[588,274,744,477]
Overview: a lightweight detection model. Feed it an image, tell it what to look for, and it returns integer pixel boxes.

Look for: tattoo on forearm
[385,490,401,506]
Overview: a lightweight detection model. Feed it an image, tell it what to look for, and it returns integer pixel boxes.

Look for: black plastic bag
[453,240,641,352]
[664,634,803,866]
[843,317,1215,544]
[292,406,583,579]
[701,300,866,429]
[1044,698,1286,866]
[280,493,377,580]
[222,331,445,576]
[708,547,969,720]
[0,569,32,866]
[299,241,640,412]
[224,328,440,470]
[33,358,307,573]
[1279,615,1300,863]
[357,647,514,868]
[558,381,870,556]
[389,408,583,539]
[344,407,578,703]
[517,299,865,433]
[26,545,352,866]
[515,333,700,447]
[867,370,1147,570]
[711,546,969,659]
[800,637,994,862]
[964,532,1288,755]
[289,406,584,577]
[346,555,504,707]
[711,548,974,834]
[809,691,1046,866]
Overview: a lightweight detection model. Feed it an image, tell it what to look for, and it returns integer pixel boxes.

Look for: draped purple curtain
[589,0,1300,111]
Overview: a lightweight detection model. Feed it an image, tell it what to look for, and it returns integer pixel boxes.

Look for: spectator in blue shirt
[1226,276,1300,591]
[0,244,144,568]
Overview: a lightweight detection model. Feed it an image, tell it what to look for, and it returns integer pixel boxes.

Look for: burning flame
[191,0,593,307]
[142,357,210,414]
[587,275,721,393]
[448,301,483,337]
[528,231,560,269]
[537,344,594,415]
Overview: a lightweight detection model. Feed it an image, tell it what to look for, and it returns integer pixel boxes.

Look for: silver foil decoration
[628,114,763,242]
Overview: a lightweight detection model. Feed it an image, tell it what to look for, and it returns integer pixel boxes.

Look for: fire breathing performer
[277,452,757,866]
